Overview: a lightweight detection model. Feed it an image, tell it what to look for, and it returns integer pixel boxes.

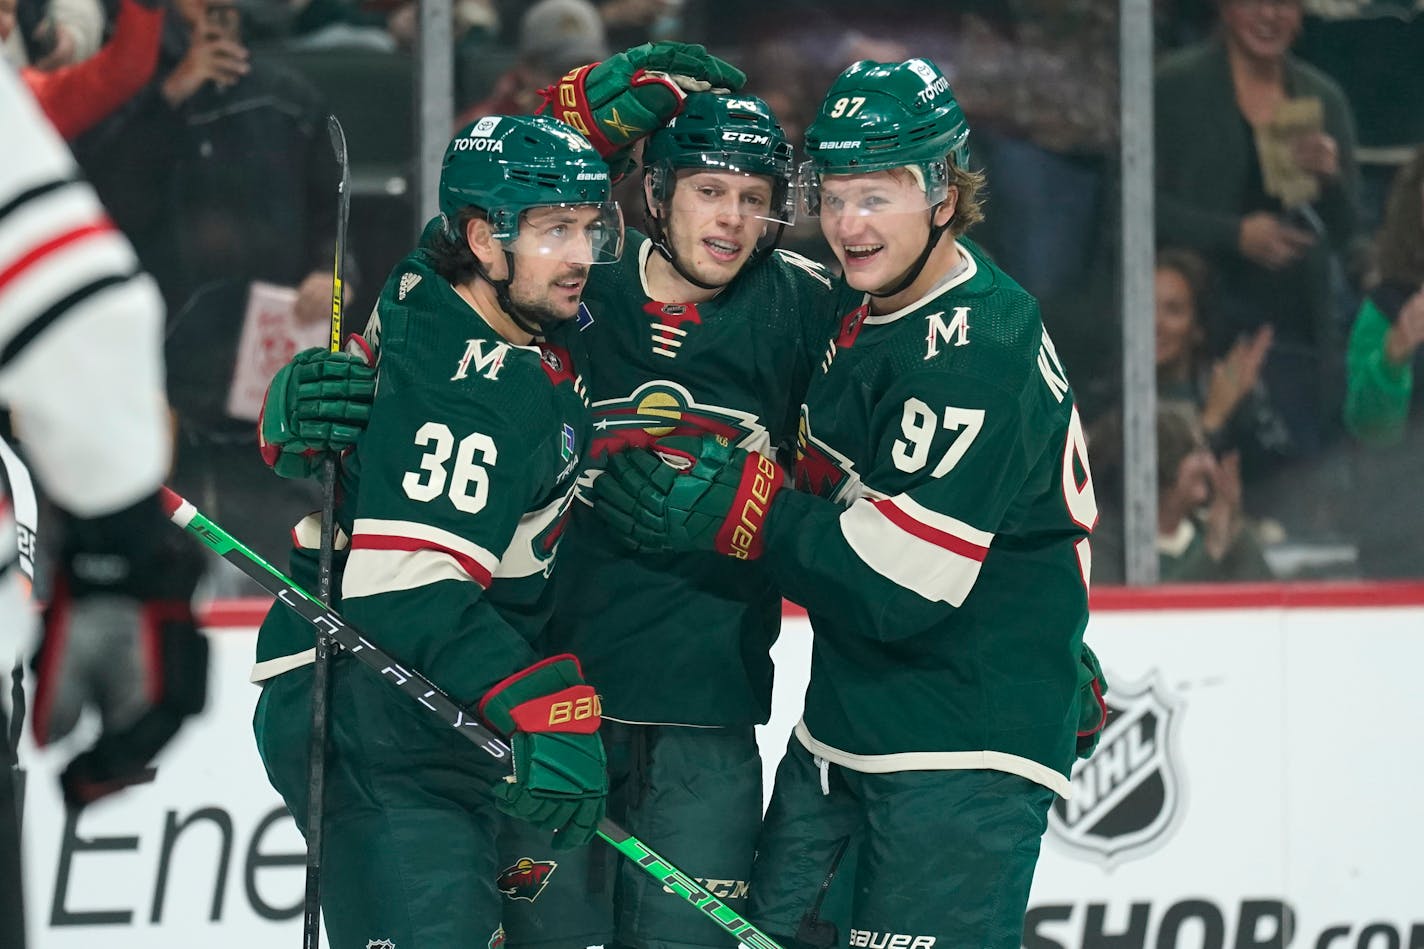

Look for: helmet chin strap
[868,212,952,301]
[646,200,727,292]
[474,250,546,338]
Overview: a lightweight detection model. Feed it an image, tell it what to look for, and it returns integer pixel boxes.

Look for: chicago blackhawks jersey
[764,241,1096,796]
[546,231,857,726]
[252,249,589,706]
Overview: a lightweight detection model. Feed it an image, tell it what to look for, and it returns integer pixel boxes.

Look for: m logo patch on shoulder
[397,273,421,301]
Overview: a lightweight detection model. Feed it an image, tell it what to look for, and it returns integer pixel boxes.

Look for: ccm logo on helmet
[722,131,772,145]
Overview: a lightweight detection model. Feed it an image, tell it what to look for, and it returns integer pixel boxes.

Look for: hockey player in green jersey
[250,113,624,949]
[256,81,861,949]
[500,88,859,949]
[593,59,1109,949]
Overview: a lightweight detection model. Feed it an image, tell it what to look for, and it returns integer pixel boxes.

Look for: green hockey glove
[592,435,785,560]
[258,340,375,480]
[479,655,607,849]
[540,41,746,178]
[1075,643,1109,759]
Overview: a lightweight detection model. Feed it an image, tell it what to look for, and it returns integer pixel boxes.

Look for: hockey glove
[258,339,375,480]
[592,435,785,560]
[479,655,607,849]
[1075,643,1109,759]
[32,492,209,808]
[540,41,746,178]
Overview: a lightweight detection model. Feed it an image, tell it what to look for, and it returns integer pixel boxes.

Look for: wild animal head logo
[497,857,558,902]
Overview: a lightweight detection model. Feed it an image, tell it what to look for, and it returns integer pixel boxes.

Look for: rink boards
[16,583,1424,949]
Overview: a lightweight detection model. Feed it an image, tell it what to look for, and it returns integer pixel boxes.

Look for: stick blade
[326,115,350,193]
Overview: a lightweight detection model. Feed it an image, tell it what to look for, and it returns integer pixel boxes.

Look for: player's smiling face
[818,169,951,295]
[660,169,773,286]
[507,204,604,322]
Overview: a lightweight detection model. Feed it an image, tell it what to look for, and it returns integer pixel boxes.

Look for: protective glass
[493,202,625,264]
[658,162,797,226]
[797,159,950,221]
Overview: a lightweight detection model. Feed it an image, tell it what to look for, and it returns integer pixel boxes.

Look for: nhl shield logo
[497,857,558,902]
[1047,672,1185,867]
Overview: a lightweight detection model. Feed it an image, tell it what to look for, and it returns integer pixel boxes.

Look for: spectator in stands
[2,0,104,69]
[456,0,607,124]
[1343,146,1424,577]
[4,0,164,140]
[1156,401,1274,582]
[77,0,333,314]
[1156,247,1280,459]
[1294,0,1424,234]
[163,254,359,585]
[1155,0,1364,517]
[1087,402,1274,583]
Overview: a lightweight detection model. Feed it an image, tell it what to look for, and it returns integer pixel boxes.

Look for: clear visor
[797,160,950,221]
[493,202,625,264]
[664,161,796,226]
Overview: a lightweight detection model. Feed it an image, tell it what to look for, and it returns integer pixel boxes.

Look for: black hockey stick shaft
[302,113,351,949]
[159,487,784,949]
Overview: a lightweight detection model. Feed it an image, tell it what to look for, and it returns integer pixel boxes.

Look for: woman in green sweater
[1344,147,1424,577]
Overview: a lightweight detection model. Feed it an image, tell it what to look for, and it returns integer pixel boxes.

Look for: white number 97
[891,398,984,477]
[828,96,866,118]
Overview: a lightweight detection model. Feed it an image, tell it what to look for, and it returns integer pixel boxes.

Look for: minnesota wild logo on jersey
[794,406,861,504]
[589,380,770,462]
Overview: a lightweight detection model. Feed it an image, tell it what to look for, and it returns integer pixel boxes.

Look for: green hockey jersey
[252,249,590,707]
[764,241,1096,796]
[546,231,857,726]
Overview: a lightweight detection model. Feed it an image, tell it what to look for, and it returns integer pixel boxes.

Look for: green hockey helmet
[800,58,969,218]
[644,92,796,225]
[440,114,623,263]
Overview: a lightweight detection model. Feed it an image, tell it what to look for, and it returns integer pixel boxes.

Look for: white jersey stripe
[839,496,987,606]
[794,720,1072,798]
[885,493,993,548]
[290,512,351,551]
[342,544,489,598]
[495,484,575,579]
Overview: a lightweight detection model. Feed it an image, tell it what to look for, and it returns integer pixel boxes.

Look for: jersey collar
[862,241,979,326]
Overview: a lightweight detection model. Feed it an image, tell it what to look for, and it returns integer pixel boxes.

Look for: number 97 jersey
[772,239,1097,796]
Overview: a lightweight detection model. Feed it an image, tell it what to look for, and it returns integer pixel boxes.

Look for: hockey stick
[301,114,351,949]
[159,486,785,949]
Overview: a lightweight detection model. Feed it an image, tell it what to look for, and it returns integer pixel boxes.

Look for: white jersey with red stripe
[251,249,589,705]
[0,66,169,651]
[763,239,1096,796]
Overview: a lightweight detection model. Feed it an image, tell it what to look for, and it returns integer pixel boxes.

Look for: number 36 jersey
[763,240,1097,796]
[252,249,589,705]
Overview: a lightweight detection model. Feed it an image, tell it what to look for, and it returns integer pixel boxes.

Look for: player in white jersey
[0,65,208,949]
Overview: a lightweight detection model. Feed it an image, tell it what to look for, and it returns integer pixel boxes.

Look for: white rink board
[17,601,1424,948]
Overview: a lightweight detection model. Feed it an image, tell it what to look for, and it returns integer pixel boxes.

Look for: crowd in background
[3,0,1421,586]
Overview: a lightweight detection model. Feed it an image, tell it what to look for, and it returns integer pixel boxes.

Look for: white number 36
[401,422,497,513]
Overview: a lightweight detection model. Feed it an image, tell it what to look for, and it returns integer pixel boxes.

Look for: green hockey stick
[159,487,782,949]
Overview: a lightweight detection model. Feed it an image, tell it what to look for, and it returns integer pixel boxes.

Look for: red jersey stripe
[351,533,494,588]
[0,219,115,292]
[870,497,990,563]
